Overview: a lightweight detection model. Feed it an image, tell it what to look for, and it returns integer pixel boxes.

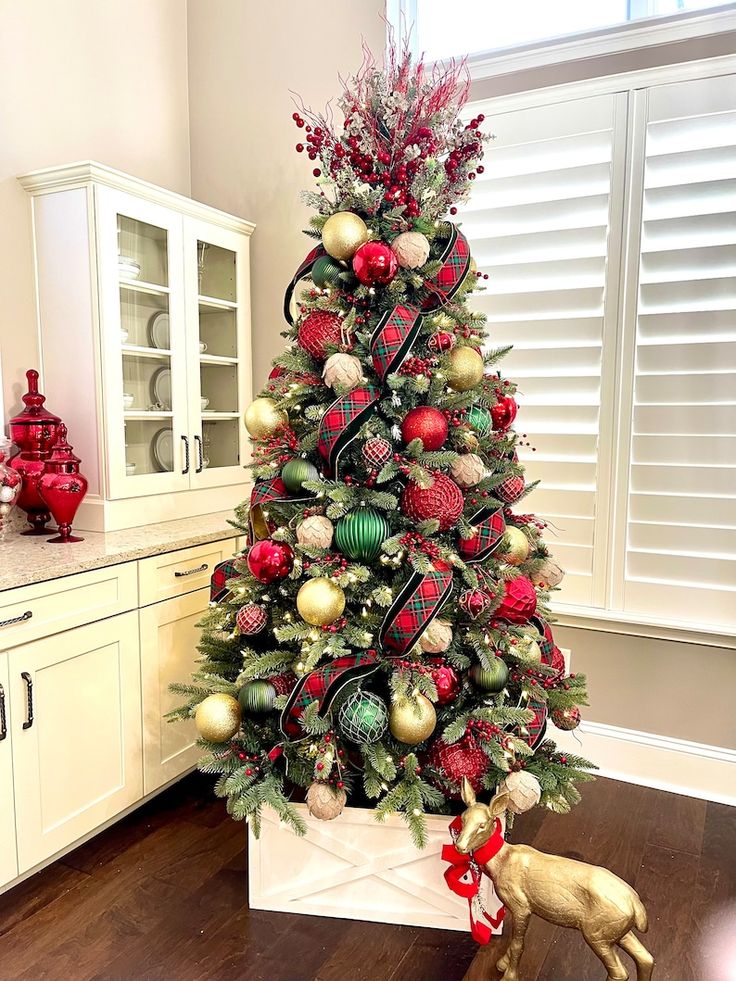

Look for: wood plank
[0,862,89,938]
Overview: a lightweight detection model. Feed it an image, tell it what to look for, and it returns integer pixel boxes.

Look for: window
[463,66,736,632]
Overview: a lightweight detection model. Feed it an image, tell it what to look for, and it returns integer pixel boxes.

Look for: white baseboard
[555,721,736,807]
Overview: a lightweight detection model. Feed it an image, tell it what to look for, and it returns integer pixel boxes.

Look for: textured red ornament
[401,406,448,450]
[431,663,461,704]
[352,241,398,286]
[298,311,347,360]
[428,331,456,353]
[235,604,268,635]
[549,646,566,675]
[459,588,491,619]
[552,706,581,731]
[495,576,537,623]
[491,395,518,431]
[401,474,464,531]
[363,436,393,468]
[246,539,295,583]
[496,474,525,504]
[269,671,298,696]
[427,737,488,796]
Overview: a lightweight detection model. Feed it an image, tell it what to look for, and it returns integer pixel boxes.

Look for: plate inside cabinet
[151,428,174,472]
[150,367,172,409]
[148,310,170,349]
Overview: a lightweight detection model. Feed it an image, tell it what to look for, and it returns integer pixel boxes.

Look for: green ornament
[467,405,492,437]
[311,255,344,289]
[334,507,389,562]
[338,690,389,743]
[282,458,319,493]
[469,659,509,692]
[238,680,277,714]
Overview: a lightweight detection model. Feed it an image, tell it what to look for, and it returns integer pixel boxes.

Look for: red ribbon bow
[441,814,505,944]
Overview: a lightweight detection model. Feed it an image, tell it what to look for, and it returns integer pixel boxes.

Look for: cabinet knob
[21,672,34,730]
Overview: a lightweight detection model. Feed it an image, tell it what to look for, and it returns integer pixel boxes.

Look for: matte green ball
[467,405,492,438]
[338,691,389,743]
[282,458,319,494]
[469,659,509,693]
[238,680,277,714]
[311,255,344,289]
[334,507,389,562]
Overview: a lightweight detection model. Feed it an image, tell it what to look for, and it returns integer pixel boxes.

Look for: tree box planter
[247,803,504,933]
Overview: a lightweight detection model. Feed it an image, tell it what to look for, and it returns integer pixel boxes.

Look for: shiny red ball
[431,664,461,705]
[298,311,346,361]
[491,394,518,431]
[495,576,537,623]
[401,406,448,450]
[352,241,398,286]
[428,331,455,354]
[401,474,464,531]
[427,737,488,796]
[246,540,295,584]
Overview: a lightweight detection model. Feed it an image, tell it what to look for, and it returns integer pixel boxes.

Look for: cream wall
[186,0,386,389]
[0,0,191,421]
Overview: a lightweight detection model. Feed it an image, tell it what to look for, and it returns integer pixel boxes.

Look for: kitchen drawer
[138,538,239,606]
[0,564,138,649]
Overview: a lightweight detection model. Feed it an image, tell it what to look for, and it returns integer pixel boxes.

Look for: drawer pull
[0,610,32,629]
[0,684,6,741]
[21,672,34,730]
[181,435,190,475]
[174,562,209,578]
[194,434,204,474]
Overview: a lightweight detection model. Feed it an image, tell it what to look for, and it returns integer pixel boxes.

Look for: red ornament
[549,646,566,676]
[37,425,88,543]
[496,474,525,504]
[459,588,491,620]
[427,737,488,796]
[552,706,581,731]
[352,241,398,286]
[298,311,347,361]
[491,395,518,432]
[235,604,268,635]
[428,331,455,354]
[246,539,295,583]
[269,672,298,696]
[363,436,392,468]
[401,474,464,531]
[431,664,460,705]
[268,365,286,380]
[401,406,448,451]
[495,576,537,623]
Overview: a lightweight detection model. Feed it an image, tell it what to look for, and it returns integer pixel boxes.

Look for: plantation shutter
[461,93,626,607]
[620,73,736,629]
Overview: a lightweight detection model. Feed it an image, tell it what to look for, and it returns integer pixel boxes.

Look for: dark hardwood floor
[0,774,733,980]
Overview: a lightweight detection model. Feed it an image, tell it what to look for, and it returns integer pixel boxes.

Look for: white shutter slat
[490,316,602,349]
[634,404,736,435]
[474,226,608,265]
[629,493,736,529]
[637,309,736,343]
[632,434,736,466]
[636,342,736,373]
[635,372,736,404]
[645,145,736,189]
[642,212,736,251]
[629,522,736,556]
[630,464,736,497]
[643,180,736,220]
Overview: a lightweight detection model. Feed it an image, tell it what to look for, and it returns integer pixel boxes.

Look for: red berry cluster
[231,744,263,778]
[442,407,466,429]
[303,555,350,574]
[444,114,484,187]
[292,112,327,174]
[321,616,347,634]
[504,508,546,531]
[398,356,437,377]
[399,530,441,560]
[252,427,299,463]
[466,718,502,740]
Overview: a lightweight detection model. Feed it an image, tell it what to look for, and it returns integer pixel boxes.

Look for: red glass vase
[8,369,62,535]
[37,425,88,543]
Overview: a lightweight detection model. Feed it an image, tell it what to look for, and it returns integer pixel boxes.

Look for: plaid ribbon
[210,557,243,604]
[317,384,380,478]
[283,243,326,326]
[459,507,506,563]
[523,693,548,749]
[530,615,565,678]
[379,560,454,656]
[421,225,471,312]
[371,304,423,380]
[247,476,315,545]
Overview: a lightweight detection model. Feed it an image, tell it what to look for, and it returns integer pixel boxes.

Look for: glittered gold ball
[500,770,541,814]
[322,211,369,261]
[296,514,334,549]
[391,231,430,269]
[389,694,437,744]
[418,619,453,654]
[194,693,241,743]
[306,781,347,821]
[500,526,530,566]
[244,397,288,439]
[450,453,486,489]
[297,576,346,625]
[447,347,485,392]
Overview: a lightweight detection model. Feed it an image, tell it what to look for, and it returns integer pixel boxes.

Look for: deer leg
[496,909,530,981]
[618,931,655,981]
[584,937,629,981]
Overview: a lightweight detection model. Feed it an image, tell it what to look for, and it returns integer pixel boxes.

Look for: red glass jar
[37,425,88,543]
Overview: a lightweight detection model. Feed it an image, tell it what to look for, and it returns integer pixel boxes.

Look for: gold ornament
[194,693,241,743]
[457,780,654,981]
[500,526,530,566]
[306,781,347,820]
[322,211,369,261]
[244,397,288,439]
[531,557,565,589]
[516,628,542,663]
[499,770,542,813]
[391,231,430,269]
[296,514,334,549]
[297,576,346,625]
[447,347,484,392]
[249,505,271,540]
[450,453,486,488]
[458,430,479,453]
[418,619,453,654]
[323,353,364,391]
[389,694,436,744]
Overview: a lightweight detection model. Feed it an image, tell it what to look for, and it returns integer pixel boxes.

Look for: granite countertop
[0,511,242,592]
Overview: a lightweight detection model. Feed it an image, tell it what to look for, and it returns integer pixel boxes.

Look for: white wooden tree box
[248,803,503,933]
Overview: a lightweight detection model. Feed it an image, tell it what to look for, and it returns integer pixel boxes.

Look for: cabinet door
[140,588,208,794]
[9,612,143,874]
[183,217,252,490]
[0,652,18,887]
[96,185,191,500]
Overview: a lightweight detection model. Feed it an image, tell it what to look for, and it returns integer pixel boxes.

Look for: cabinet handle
[21,672,34,730]
[174,562,209,578]
[0,684,6,741]
[0,610,32,629]
[181,435,190,475]
[194,434,204,474]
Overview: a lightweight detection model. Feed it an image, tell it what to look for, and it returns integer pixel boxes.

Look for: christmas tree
[172,43,594,847]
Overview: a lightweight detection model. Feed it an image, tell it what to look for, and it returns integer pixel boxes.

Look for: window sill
[551,603,736,651]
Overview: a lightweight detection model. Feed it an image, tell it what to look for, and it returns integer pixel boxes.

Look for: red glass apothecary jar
[37,425,88,543]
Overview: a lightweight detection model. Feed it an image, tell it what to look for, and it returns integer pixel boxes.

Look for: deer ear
[461,776,477,808]
[489,791,511,818]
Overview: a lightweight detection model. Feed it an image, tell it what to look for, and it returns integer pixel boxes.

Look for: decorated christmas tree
[172,43,594,846]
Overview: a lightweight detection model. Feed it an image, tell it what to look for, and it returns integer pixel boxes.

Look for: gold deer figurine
[457,778,654,981]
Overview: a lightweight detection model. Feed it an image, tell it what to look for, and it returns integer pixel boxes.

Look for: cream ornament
[450,453,485,489]
[500,526,531,567]
[531,557,565,589]
[418,618,453,654]
[499,770,542,814]
[296,514,334,549]
[244,397,288,439]
[323,353,363,390]
[391,231,430,269]
[306,781,347,820]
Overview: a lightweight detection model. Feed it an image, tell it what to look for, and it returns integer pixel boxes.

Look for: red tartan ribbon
[283,243,325,326]
[379,559,454,656]
[317,384,381,478]
[522,693,548,749]
[442,814,505,944]
[421,225,472,311]
[247,476,315,545]
[210,557,243,603]
[459,506,506,563]
[531,615,565,678]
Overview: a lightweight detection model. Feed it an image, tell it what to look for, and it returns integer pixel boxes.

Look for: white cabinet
[0,653,18,885]
[19,162,254,532]
[140,587,209,794]
[9,612,143,874]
